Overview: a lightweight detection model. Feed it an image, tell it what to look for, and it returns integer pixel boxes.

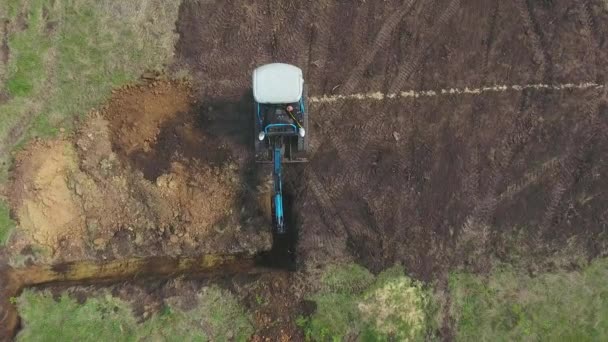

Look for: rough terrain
[175,0,608,279]
[6,80,271,265]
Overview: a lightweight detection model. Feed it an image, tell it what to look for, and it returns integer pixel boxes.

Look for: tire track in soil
[302,171,349,260]
[180,1,232,95]
[388,0,460,93]
[497,157,562,202]
[327,0,461,187]
[463,0,554,228]
[276,1,311,69]
[305,0,477,267]
[579,0,601,83]
[187,1,230,66]
[496,0,605,225]
[305,1,333,93]
[184,1,264,99]
[304,0,333,158]
[305,0,421,238]
[309,0,416,157]
[539,104,603,233]
[347,0,460,173]
[339,0,416,95]
[465,91,535,226]
[461,2,499,217]
[579,0,600,44]
[514,0,551,82]
[266,0,279,61]
[266,0,308,64]
[534,3,604,234]
[335,1,372,91]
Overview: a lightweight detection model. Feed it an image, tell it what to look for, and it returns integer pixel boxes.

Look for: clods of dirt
[7,80,271,264]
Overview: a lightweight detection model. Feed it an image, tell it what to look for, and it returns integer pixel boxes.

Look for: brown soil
[9,140,84,252]
[6,80,272,264]
[175,0,608,280]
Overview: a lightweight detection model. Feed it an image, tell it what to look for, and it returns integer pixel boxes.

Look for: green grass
[0,200,15,245]
[17,286,254,341]
[449,258,608,341]
[17,291,138,341]
[6,0,21,18]
[0,0,181,239]
[5,0,50,97]
[300,264,437,341]
[321,263,375,293]
[2,0,180,137]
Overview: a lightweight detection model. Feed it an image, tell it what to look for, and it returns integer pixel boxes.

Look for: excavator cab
[252,63,309,234]
[253,63,309,163]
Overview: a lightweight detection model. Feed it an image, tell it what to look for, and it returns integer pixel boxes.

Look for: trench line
[308,82,604,103]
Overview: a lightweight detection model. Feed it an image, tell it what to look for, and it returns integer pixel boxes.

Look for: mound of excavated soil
[7,81,271,264]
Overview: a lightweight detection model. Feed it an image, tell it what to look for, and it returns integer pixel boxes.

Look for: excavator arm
[272,144,286,234]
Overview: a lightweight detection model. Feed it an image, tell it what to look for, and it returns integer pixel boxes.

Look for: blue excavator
[252,63,309,234]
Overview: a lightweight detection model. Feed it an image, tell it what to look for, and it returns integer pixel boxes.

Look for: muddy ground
[4,0,608,340]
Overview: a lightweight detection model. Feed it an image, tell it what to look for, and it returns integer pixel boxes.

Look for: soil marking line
[308,82,604,103]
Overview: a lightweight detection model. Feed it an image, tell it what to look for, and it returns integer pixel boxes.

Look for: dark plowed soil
[175,0,608,281]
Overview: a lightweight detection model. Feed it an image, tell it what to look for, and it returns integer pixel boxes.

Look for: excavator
[252,63,309,234]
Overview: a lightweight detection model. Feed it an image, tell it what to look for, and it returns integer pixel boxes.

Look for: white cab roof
[253,63,303,104]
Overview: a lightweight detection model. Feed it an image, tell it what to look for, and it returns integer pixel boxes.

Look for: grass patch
[0,200,15,245]
[300,264,437,341]
[17,290,138,341]
[5,0,51,97]
[321,263,375,293]
[0,0,181,242]
[17,286,254,341]
[449,258,608,341]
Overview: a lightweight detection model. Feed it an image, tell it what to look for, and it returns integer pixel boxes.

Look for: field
[1,0,608,340]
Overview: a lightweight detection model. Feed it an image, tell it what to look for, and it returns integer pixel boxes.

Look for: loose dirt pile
[10,140,84,253]
[7,80,271,264]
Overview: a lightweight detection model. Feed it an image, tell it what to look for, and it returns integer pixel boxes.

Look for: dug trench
[0,79,307,339]
[0,254,272,340]
[0,188,302,340]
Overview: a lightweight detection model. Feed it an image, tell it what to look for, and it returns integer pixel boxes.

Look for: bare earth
[7,80,271,264]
